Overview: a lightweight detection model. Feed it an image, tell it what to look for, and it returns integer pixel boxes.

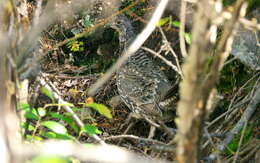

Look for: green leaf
[71,107,82,112]
[49,112,79,133]
[25,108,39,120]
[28,124,35,131]
[82,124,102,136]
[25,135,43,141]
[42,131,57,139]
[42,131,73,140]
[157,17,170,27]
[37,107,46,117]
[172,21,180,28]
[184,32,192,44]
[85,103,112,119]
[29,155,69,163]
[55,133,73,140]
[40,87,54,101]
[41,121,67,135]
[17,103,30,110]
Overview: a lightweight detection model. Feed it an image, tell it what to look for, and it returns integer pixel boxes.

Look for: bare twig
[233,121,248,163]
[158,27,184,79]
[33,0,43,26]
[225,74,260,119]
[239,17,260,30]
[179,0,188,57]
[104,134,166,145]
[141,47,182,76]
[88,0,169,96]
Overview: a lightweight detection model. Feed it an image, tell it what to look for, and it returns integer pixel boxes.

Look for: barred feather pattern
[110,14,173,121]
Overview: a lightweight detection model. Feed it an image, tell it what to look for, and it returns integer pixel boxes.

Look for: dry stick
[104,134,166,145]
[141,47,181,76]
[239,143,260,163]
[184,0,197,3]
[38,73,106,146]
[255,31,260,46]
[239,17,260,30]
[88,0,169,96]
[203,128,221,162]
[225,72,260,119]
[208,83,260,160]
[33,0,43,27]
[226,75,260,120]
[158,27,184,79]
[179,0,188,58]
[232,121,248,163]
[175,0,246,162]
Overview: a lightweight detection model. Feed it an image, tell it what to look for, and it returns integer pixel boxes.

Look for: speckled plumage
[110,15,173,122]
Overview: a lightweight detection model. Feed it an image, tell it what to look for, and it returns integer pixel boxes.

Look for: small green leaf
[21,122,35,131]
[25,108,39,120]
[42,131,73,140]
[71,107,82,112]
[30,155,69,163]
[17,103,30,110]
[26,135,43,141]
[41,121,67,135]
[157,17,170,27]
[42,131,57,139]
[49,112,79,133]
[82,124,102,136]
[85,103,112,119]
[184,32,192,44]
[28,124,35,131]
[37,107,46,117]
[40,87,54,101]
[55,133,73,140]
[49,112,64,119]
[67,40,84,52]
[172,21,180,28]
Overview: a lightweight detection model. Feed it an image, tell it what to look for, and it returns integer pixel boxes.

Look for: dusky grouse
[109,14,175,127]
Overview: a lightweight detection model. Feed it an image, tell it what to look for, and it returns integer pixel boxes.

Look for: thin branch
[179,0,188,57]
[158,27,184,79]
[239,17,260,31]
[33,0,43,27]
[104,134,166,145]
[141,47,182,76]
[233,121,248,163]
